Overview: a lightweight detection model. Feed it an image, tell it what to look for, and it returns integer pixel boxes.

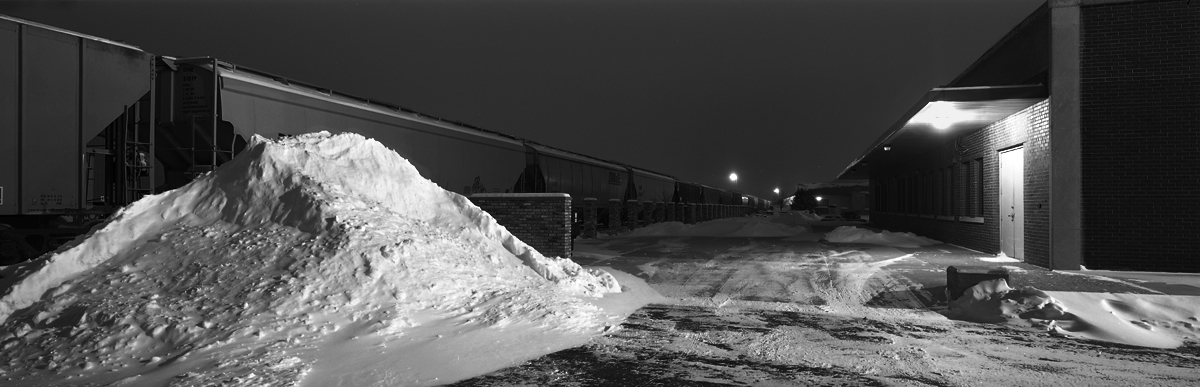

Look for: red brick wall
[871,99,1051,266]
[470,193,573,259]
[1079,0,1200,272]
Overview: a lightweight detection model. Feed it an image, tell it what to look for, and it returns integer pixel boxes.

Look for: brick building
[838,0,1199,272]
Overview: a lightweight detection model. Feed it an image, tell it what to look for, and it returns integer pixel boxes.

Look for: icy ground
[0,132,648,386]
[454,218,1200,386]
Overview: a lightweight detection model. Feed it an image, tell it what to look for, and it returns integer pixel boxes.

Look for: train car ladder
[185,116,236,178]
[120,97,154,204]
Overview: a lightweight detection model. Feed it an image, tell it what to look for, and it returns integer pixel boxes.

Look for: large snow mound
[621,217,814,238]
[943,279,1200,349]
[825,226,941,248]
[0,132,623,386]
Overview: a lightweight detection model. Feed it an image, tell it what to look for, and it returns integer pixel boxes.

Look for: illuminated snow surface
[824,226,941,248]
[614,217,1200,350]
[0,132,652,386]
[945,278,1200,349]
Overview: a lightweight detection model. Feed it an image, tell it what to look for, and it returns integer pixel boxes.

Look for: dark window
[942,167,952,216]
[974,158,984,217]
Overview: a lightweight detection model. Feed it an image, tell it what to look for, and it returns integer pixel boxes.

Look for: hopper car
[0,15,765,264]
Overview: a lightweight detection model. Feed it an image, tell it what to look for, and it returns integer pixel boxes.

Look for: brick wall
[870,99,1051,265]
[1079,0,1200,272]
[470,193,572,259]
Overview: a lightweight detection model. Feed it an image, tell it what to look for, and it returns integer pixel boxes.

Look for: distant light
[883,146,892,151]
[773,188,780,194]
[816,196,823,202]
[729,173,738,182]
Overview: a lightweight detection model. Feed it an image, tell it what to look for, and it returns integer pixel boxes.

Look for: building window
[942,167,952,216]
[974,158,984,217]
[910,175,917,214]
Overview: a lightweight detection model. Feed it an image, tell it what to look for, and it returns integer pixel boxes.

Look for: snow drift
[621,217,813,238]
[943,279,1200,349]
[824,226,941,248]
[0,132,623,386]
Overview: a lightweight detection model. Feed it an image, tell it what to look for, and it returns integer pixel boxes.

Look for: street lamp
[729,172,738,186]
[773,188,780,211]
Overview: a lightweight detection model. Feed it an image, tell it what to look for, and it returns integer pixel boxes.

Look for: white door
[999,147,1024,259]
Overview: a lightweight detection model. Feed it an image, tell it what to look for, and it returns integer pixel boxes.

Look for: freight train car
[2,16,763,264]
[153,57,528,197]
[0,16,157,263]
[516,142,627,202]
[674,181,704,204]
[626,167,676,204]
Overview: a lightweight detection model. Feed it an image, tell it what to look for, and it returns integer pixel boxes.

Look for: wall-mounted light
[883,145,892,151]
[910,101,970,130]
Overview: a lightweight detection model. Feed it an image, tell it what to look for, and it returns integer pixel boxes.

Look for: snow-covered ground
[484,221,1198,385]
[1,132,1196,385]
[606,216,1200,350]
[0,132,651,386]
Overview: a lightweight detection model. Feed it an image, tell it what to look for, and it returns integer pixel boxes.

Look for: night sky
[1,0,1044,198]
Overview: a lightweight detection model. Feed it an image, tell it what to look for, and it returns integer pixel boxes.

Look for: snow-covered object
[621,217,813,238]
[942,279,1200,349]
[824,226,941,248]
[0,132,623,385]
[942,279,1066,324]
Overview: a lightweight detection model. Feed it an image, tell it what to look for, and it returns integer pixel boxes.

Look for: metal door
[999,147,1024,259]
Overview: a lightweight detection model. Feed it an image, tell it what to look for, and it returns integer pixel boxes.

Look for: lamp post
[773,188,780,212]
[729,172,738,188]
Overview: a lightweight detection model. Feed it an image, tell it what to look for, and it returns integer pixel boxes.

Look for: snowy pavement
[1,131,1196,385]
[452,225,1200,386]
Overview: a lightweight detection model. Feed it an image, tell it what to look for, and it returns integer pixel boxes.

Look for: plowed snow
[0,132,635,386]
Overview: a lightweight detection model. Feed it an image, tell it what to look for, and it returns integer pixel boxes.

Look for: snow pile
[942,279,1067,324]
[0,132,625,386]
[943,279,1200,349]
[824,226,941,248]
[621,217,812,238]
[770,211,822,225]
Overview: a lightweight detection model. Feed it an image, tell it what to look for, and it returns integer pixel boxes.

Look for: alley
[453,234,1200,386]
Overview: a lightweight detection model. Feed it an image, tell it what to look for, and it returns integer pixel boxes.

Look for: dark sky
[1,0,1044,198]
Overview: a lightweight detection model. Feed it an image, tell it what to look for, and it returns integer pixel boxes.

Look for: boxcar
[153,57,527,197]
[626,167,676,204]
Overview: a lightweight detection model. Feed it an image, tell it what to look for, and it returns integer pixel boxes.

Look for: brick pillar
[626,200,640,230]
[470,193,572,258]
[703,204,712,221]
[608,199,622,233]
[666,202,676,223]
[582,198,597,239]
[683,203,693,224]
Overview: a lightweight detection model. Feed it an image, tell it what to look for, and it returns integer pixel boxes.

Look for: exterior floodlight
[773,188,780,194]
[883,145,892,151]
[910,101,970,130]
[729,173,738,183]
[816,196,823,202]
